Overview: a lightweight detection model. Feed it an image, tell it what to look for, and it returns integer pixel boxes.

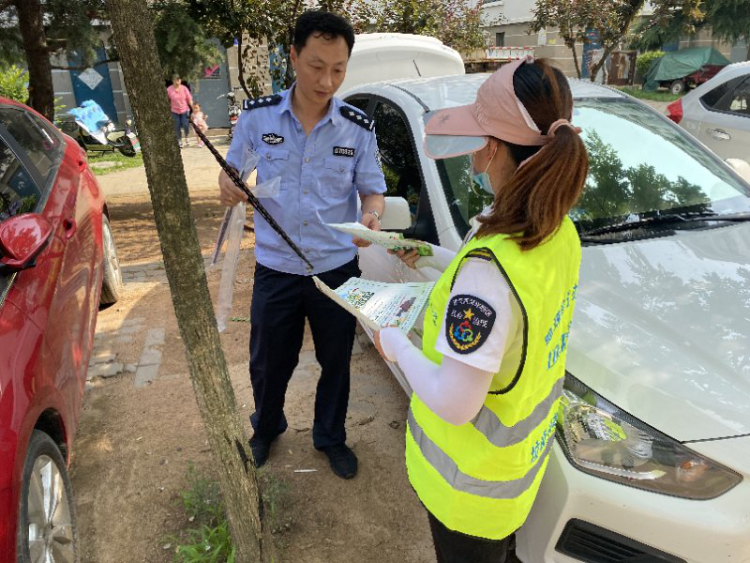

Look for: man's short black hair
[293,10,355,57]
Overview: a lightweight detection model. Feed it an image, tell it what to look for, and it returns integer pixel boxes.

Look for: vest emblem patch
[446,294,496,354]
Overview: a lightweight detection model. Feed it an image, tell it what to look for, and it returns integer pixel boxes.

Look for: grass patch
[166,464,292,563]
[87,150,144,176]
[617,86,682,103]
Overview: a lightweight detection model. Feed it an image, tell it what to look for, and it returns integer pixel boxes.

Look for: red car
[0,98,122,562]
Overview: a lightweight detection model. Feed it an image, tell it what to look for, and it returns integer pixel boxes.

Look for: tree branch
[51,58,119,70]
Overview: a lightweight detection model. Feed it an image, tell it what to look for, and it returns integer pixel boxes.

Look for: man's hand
[388,248,420,269]
[219,169,248,207]
[352,211,380,248]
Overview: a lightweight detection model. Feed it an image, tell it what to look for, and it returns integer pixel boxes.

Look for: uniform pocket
[321,156,355,197]
[257,148,290,180]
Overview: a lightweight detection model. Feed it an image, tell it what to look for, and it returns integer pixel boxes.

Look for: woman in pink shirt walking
[166,75,193,147]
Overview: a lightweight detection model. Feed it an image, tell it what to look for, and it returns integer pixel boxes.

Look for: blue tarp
[66,100,111,143]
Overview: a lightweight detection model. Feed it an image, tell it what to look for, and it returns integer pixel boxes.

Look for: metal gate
[70,46,119,123]
[194,42,231,128]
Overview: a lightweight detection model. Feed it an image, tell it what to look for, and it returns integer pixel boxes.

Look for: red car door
[0,105,97,445]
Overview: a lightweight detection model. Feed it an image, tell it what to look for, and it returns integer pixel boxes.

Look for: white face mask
[470,145,498,195]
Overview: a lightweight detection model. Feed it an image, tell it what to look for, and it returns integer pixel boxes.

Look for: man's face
[174,78,181,87]
[291,33,349,105]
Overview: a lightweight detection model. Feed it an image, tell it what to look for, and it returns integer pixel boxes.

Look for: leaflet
[327,222,433,256]
[313,276,434,334]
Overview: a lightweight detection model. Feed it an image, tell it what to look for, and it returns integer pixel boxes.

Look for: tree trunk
[15,0,54,120]
[236,34,254,100]
[567,39,582,79]
[589,43,617,83]
[104,1,275,562]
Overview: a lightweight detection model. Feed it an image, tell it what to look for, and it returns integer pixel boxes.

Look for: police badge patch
[446,294,496,354]
[262,133,284,145]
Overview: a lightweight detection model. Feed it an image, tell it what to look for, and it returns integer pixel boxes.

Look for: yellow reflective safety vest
[406,217,581,540]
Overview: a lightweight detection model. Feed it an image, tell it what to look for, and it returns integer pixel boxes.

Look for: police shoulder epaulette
[340,106,375,130]
[243,94,282,111]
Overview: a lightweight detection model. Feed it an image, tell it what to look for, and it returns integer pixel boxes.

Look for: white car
[668,61,750,162]
[344,74,750,563]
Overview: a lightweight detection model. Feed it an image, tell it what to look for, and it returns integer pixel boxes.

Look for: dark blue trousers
[249,259,360,449]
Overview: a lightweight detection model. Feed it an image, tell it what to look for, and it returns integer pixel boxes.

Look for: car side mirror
[726,158,750,184]
[381,196,412,231]
[0,213,52,274]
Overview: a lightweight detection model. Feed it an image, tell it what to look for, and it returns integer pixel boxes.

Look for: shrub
[0,65,29,103]
[636,51,665,81]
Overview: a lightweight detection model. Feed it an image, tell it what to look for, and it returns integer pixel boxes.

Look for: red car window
[0,107,62,188]
[0,137,40,224]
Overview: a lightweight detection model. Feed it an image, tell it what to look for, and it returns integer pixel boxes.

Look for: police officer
[375,58,588,561]
[218,11,386,479]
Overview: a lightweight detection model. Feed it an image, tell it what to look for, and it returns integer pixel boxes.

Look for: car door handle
[63,217,77,239]
[707,128,731,141]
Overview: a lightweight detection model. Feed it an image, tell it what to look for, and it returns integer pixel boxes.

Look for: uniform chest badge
[446,294,496,354]
[333,146,356,157]
[262,133,284,145]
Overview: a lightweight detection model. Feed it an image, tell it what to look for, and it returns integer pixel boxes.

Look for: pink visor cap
[425,57,557,160]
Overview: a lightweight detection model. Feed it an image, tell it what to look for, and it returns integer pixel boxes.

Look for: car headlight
[557,373,742,500]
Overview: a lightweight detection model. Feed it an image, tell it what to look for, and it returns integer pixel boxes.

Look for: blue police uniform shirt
[225,86,387,276]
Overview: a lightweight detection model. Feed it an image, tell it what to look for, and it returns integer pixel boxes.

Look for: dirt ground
[71,141,440,563]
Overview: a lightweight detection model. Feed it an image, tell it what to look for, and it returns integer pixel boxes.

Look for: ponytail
[477,60,589,251]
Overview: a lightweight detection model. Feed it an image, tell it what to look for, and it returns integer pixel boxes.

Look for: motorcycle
[57,100,141,157]
[219,88,242,140]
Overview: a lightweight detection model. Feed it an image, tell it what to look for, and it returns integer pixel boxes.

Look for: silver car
[669,61,750,162]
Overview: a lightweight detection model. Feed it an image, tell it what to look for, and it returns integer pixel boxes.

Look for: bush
[636,51,665,81]
[0,65,29,103]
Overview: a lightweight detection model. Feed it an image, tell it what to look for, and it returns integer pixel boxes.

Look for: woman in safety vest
[374,57,589,562]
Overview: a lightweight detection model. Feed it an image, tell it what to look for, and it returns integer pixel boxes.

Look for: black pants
[249,259,360,449]
[427,510,511,563]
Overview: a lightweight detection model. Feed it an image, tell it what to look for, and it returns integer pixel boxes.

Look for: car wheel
[16,430,79,563]
[100,215,123,306]
[670,80,685,95]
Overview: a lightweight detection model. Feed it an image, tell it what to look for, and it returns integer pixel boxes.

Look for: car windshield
[436,98,750,240]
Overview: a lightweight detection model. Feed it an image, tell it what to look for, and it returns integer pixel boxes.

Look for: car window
[372,102,422,227]
[0,136,41,300]
[700,76,746,110]
[726,77,750,116]
[346,97,371,115]
[0,106,63,189]
[437,98,750,239]
[0,136,40,223]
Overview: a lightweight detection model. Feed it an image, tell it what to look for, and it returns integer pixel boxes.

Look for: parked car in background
[668,61,750,163]
[343,74,750,563]
[0,97,122,562]
[644,47,730,95]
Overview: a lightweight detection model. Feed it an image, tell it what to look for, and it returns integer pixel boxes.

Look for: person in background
[218,11,386,479]
[167,75,193,147]
[374,58,589,562]
[191,103,208,147]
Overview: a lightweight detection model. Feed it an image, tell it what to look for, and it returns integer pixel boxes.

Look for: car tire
[100,215,123,306]
[670,80,685,95]
[16,430,80,563]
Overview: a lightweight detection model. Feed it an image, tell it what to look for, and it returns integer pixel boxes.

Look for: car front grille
[555,519,686,563]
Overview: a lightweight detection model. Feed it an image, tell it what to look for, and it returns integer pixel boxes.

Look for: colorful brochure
[313,276,434,334]
[327,222,433,256]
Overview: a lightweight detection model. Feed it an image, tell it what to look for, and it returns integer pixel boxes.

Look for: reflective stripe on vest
[407,408,556,500]
[471,378,564,448]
